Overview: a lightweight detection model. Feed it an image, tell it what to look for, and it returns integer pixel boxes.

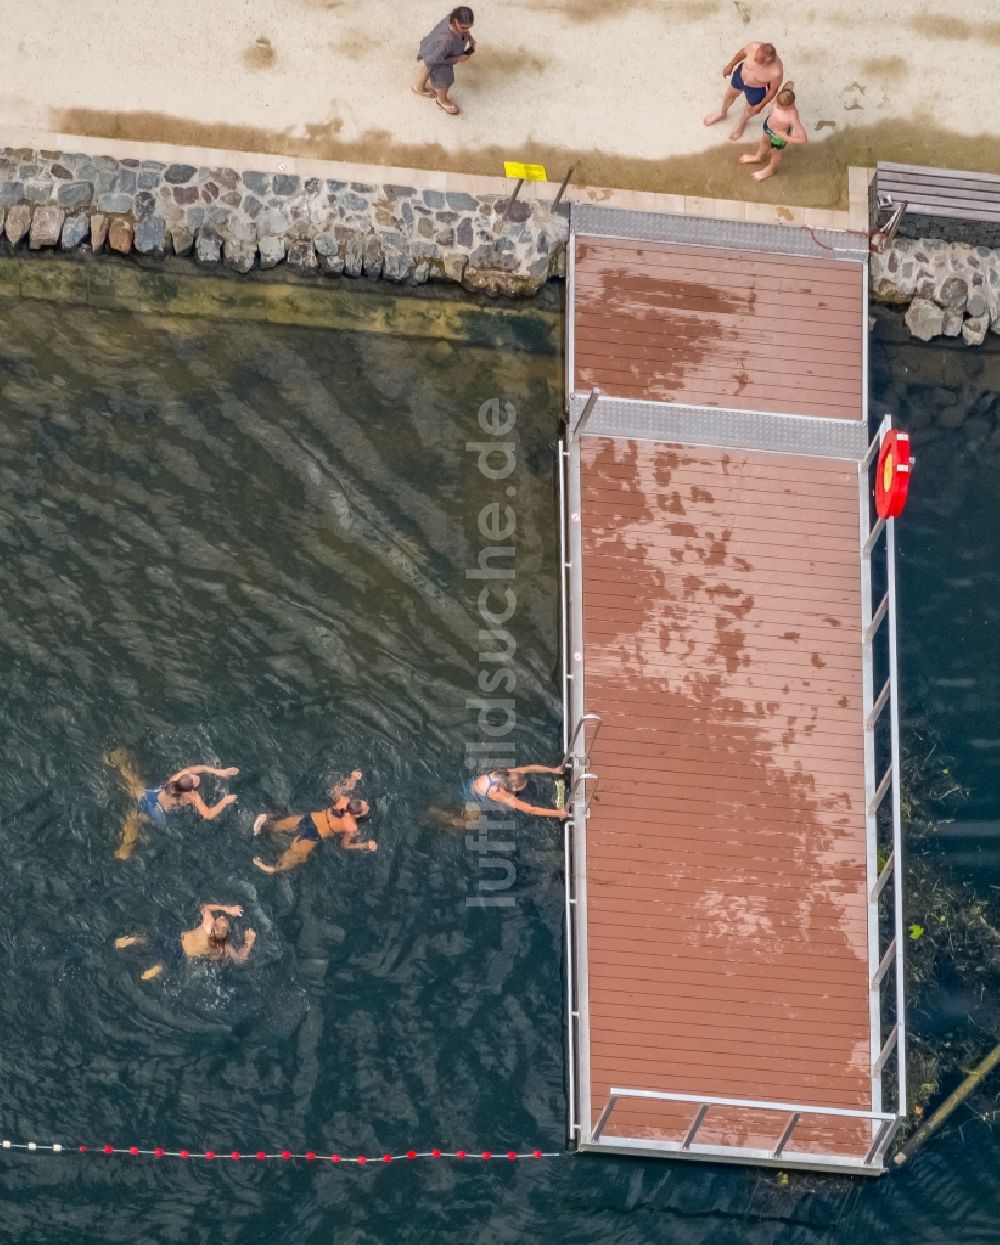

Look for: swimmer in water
[115,903,256,980]
[252,770,377,873]
[431,763,568,829]
[106,747,240,860]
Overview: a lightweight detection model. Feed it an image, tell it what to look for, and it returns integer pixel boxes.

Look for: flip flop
[436,99,460,115]
[411,85,435,98]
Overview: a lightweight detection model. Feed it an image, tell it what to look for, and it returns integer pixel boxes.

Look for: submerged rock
[938,404,967,429]
[462,266,545,297]
[963,417,992,442]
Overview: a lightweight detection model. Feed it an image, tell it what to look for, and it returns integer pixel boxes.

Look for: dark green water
[0,295,996,1243]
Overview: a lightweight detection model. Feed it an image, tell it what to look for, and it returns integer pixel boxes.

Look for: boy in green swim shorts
[740,83,808,181]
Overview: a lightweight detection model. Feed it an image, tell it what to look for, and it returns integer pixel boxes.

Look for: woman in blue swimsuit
[106,747,240,859]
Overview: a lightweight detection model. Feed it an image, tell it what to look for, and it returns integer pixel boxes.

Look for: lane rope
[1,1139,559,1165]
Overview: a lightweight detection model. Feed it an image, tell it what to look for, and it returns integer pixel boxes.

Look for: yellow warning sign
[504,161,547,182]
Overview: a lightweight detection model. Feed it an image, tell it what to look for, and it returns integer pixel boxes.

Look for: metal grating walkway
[570,204,870,261]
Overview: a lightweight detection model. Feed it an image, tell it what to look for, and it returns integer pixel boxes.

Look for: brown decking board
[573,237,864,418]
[580,437,872,1159]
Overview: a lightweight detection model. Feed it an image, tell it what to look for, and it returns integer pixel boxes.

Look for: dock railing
[559,410,604,1146]
[591,1090,898,1171]
[558,431,584,1145]
[859,414,907,1153]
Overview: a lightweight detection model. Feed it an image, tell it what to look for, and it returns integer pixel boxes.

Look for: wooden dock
[560,207,906,1174]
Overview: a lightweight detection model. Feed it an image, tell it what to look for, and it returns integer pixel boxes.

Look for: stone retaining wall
[0,148,568,296]
[871,238,1000,346]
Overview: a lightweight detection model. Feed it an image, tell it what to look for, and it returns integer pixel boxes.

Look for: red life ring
[875,429,911,519]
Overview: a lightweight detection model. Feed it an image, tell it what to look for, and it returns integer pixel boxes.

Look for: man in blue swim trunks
[704,40,783,141]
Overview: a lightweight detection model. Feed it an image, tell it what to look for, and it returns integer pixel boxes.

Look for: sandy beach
[0,0,998,205]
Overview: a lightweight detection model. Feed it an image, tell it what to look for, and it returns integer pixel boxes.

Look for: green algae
[0,253,561,352]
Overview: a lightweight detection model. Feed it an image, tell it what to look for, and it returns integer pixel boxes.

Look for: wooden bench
[876,162,1000,223]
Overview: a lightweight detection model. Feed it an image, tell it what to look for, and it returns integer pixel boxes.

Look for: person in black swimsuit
[252,770,377,873]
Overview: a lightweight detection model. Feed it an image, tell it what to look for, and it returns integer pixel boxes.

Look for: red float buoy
[875,429,911,519]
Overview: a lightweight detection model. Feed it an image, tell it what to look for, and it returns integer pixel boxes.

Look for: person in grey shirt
[412,6,476,116]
